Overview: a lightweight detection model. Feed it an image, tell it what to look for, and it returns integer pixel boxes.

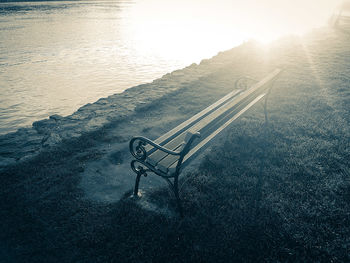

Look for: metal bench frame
[129,69,282,215]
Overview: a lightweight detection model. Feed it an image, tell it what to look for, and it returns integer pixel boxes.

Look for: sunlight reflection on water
[0,1,197,135]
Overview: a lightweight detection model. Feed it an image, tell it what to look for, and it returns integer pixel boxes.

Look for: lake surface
[0,0,332,135]
[0,0,242,135]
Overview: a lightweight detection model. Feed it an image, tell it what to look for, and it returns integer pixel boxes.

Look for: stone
[49,114,64,121]
[33,118,57,134]
[42,132,62,147]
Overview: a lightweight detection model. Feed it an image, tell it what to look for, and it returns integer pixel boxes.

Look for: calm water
[0,0,236,135]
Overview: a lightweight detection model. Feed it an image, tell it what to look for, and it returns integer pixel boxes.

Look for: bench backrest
[146,69,282,175]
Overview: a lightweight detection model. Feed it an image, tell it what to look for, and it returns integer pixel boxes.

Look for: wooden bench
[129,69,282,214]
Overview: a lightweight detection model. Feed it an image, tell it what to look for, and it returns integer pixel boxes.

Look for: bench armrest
[129,131,201,163]
[181,131,201,156]
[129,136,182,161]
[234,76,257,90]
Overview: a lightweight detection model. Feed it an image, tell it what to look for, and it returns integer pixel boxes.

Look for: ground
[0,27,349,262]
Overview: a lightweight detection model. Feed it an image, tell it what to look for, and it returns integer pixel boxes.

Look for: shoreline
[0,40,268,171]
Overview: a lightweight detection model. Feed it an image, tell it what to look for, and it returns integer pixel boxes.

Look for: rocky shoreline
[0,40,266,171]
[0,50,235,170]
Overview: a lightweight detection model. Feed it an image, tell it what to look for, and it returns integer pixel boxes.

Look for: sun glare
[127,0,342,63]
[129,19,247,63]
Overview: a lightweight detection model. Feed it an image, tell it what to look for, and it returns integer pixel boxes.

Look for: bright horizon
[129,0,344,62]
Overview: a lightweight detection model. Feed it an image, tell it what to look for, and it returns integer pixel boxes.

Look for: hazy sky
[138,0,343,23]
[128,0,343,61]
[133,0,343,38]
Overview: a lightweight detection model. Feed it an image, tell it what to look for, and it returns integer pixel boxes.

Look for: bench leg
[131,160,148,197]
[134,171,142,196]
[173,175,184,217]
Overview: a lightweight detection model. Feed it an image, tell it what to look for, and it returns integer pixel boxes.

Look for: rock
[60,130,81,140]
[49,114,64,121]
[85,117,108,132]
[33,118,57,134]
[96,98,108,105]
[42,132,62,147]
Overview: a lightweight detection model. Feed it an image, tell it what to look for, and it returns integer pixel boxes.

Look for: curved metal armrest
[181,131,201,156]
[130,132,201,162]
[129,136,182,161]
[234,76,257,91]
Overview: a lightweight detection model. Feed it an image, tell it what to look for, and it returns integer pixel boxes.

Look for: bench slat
[144,89,243,154]
[147,133,186,166]
[158,92,266,174]
[171,93,267,173]
[148,90,249,166]
[148,69,281,168]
